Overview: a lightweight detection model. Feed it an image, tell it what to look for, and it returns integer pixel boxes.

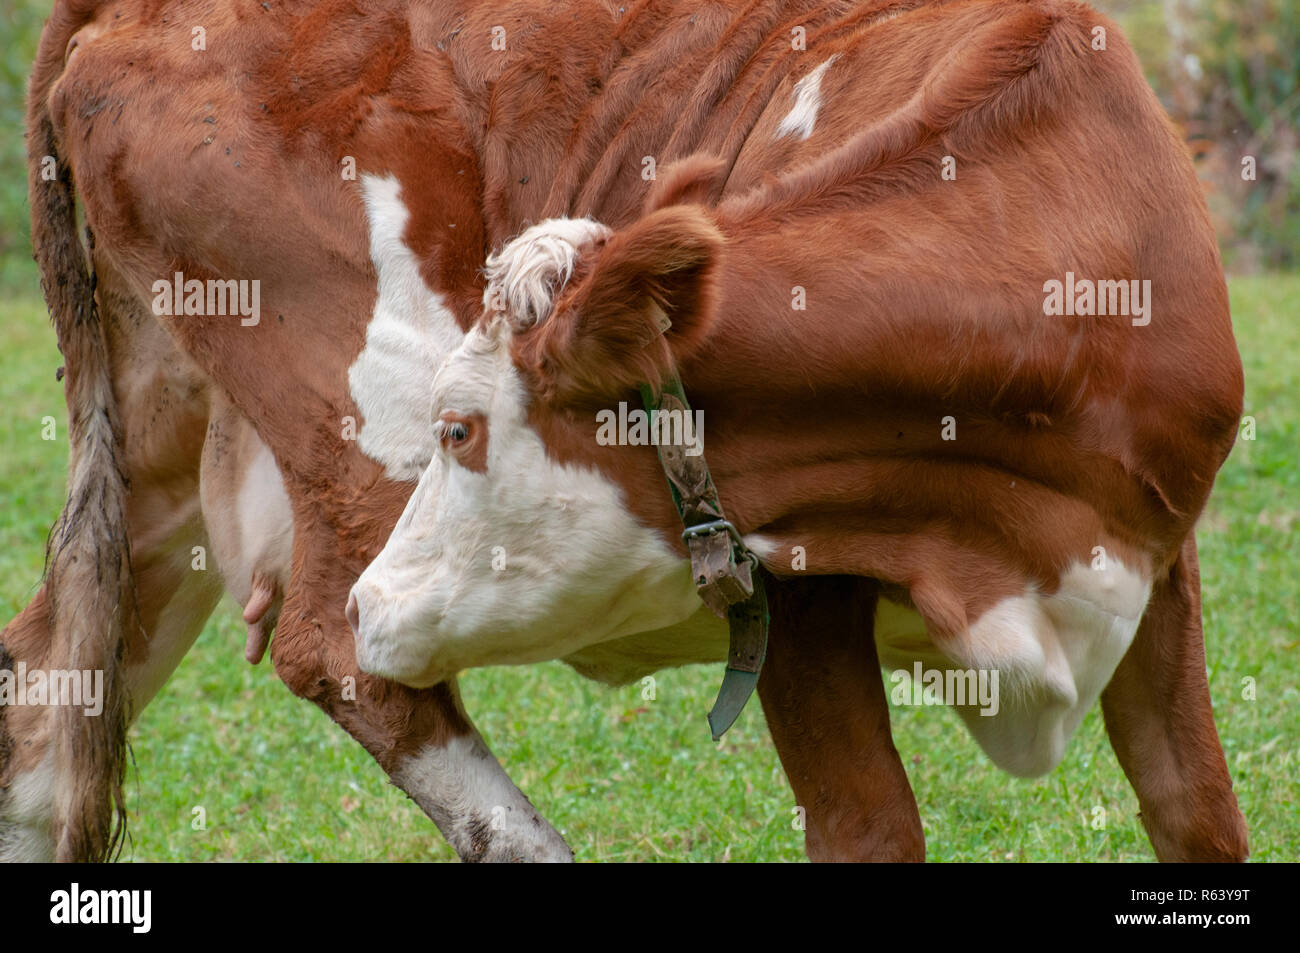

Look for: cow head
[348,204,728,686]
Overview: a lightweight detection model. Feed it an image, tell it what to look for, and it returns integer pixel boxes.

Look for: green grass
[2,275,1297,862]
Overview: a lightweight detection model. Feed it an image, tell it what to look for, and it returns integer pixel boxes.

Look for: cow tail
[27,0,134,862]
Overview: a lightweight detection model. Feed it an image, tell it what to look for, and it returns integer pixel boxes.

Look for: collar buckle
[682,519,756,617]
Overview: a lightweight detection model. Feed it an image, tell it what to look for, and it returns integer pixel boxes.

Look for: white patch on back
[349,173,466,481]
[483,217,612,329]
[876,558,1151,777]
[391,735,572,862]
[0,748,55,862]
[774,54,841,141]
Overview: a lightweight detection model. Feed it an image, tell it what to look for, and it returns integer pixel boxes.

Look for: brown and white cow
[6,0,959,862]
[350,3,1251,860]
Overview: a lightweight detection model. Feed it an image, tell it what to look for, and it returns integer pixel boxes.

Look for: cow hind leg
[0,503,222,862]
[1100,534,1248,861]
[0,591,59,861]
[758,575,925,861]
[2,198,220,859]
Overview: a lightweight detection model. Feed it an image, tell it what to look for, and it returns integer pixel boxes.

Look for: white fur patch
[483,218,612,330]
[740,533,782,563]
[876,557,1151,777]
[0,748,55,862]
[391,736,572,862]
[774,54,841,141]
[349,174,466,481]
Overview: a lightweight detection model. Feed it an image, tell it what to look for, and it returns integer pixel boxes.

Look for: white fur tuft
[774,54,841,142]
[484,218,613,330]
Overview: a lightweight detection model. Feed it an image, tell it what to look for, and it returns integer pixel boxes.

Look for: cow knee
[268,630,331,703]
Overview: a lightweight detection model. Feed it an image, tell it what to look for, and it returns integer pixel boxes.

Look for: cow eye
[446,421,469,443]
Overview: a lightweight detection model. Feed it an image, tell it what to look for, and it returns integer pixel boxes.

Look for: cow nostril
[345,591,360,635]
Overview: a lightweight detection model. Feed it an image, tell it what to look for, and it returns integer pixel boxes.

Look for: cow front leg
[1100,534,1248,861]
[757,574,925,861]
[386,685,574,864]
[270,616,572,862]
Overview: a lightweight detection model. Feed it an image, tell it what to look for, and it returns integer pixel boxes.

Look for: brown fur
[8,0,1248,862]
[760,575,926,861]
[503,0,1248,859]
[1101,536,1249,861]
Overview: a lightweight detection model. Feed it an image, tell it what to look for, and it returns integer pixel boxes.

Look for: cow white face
[348,321,703,685]
[348,207,725,686]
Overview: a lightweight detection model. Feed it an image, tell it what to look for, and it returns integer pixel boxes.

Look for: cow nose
[345,590,360,636]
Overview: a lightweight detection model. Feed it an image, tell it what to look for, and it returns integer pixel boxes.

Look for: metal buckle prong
[681,518,743,548]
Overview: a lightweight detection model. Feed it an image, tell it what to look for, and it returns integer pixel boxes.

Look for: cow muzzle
[346,582,448,688]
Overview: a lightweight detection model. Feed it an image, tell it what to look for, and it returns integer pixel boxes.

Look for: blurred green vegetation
[1119,0,1300,270]
[1,1,45,274]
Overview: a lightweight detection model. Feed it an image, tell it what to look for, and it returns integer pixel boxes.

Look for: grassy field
[1,275,1296,862]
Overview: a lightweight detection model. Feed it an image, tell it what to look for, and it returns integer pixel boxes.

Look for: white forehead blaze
[429,321,512,422]
[348,173,466,481]
[774,54,841,141]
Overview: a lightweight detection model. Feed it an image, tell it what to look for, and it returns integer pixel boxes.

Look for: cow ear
[522,204,724,403]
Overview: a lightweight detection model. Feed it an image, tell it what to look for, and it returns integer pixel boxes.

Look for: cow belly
[875,561,1150,777]
[562,561,1148,777]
